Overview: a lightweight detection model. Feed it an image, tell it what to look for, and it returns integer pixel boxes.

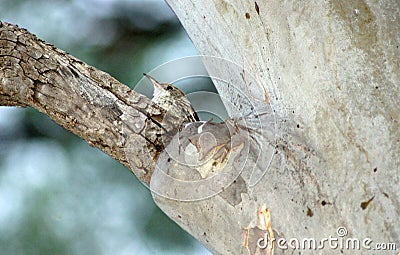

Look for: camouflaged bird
[144,74,199,128]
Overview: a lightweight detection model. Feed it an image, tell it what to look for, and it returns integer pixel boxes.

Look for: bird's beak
[143,73,163,97]
[144,73,161,87]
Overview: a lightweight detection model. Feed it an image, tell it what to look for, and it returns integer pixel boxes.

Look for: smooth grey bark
[155,1,400,254]
[1,0,400,253]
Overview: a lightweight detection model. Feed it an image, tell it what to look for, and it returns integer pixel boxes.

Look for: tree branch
[2,0,400,251]
[0,21,169,185]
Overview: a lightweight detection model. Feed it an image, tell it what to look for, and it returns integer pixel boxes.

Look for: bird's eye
[166,85,173,90]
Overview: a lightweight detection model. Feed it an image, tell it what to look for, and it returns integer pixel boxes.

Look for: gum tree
[1,1,399,254]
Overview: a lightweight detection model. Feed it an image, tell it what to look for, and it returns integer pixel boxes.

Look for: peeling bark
[160,1,400,254]
[1,0,400,253]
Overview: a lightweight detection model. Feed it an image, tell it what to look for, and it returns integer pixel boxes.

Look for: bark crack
[0,21,179,185]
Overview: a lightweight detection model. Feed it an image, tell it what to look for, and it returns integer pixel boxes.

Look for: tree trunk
[157,0,399,254]
[1,0,400,254]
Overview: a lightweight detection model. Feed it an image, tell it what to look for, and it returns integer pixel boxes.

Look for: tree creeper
[144,73,200,127]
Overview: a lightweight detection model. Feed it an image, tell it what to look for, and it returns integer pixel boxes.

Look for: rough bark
[155,1,399,254]
[1,0,400,253]
[0,21,177,185]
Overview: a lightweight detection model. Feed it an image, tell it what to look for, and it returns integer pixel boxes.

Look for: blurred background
[0,0,221,254]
